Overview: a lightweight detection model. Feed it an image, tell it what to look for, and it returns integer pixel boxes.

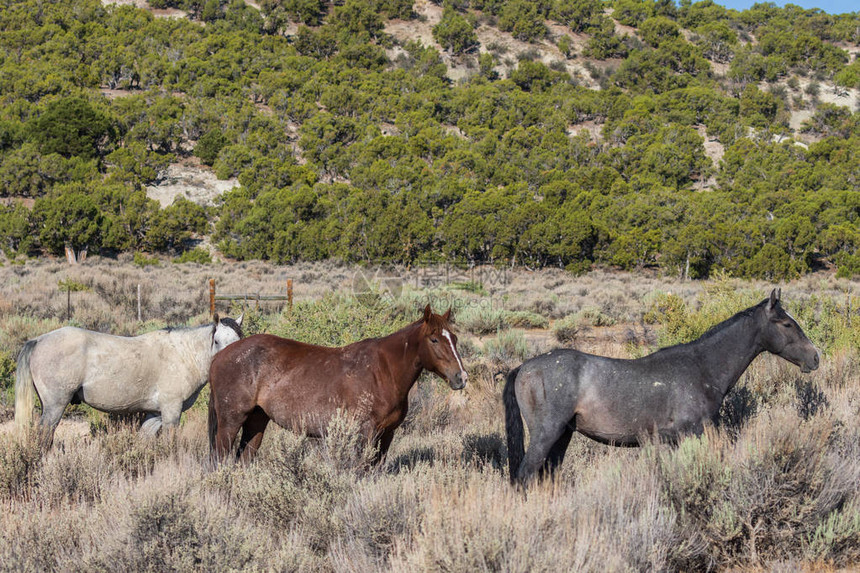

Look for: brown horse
[208,305,467,464]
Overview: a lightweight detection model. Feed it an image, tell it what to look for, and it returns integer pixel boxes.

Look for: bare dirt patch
[0,197,35,209]
[146,159,239,208]
[696,124,725,167]
[776,78,859,143]
[605,8,639,40]
[100,88,139,99]
[388,0,441,47]
[384,0,598,88]
[101,0,187,19]
[386,1,477,82]
[568,119,604,143]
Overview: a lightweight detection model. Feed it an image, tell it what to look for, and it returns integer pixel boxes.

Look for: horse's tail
[14,339,39,433]
[208,386,218,462]
[504,366,524,484]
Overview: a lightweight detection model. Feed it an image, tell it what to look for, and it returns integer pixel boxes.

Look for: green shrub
[432,5,478,55]
[270,293,405,346]
[457,305,548,335]
[573,306,615,327]
[504,310,549,329]
[786,294,860,356]
[133,252,159,268]
[173,248,212,265]
[449,280,487,296]
[553,314,579,343]
[483,329,530,364]
[0,350,15,405]
[835,252,860,279]
[455,304,506,335]
[553,307,615,344]
[57,278,89,293]
[194,129,228,166]
[645,285,760,348]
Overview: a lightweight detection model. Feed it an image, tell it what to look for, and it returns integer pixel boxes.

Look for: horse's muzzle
[449,370,468,390]
[794,350,820,374]
[801,352,820,373]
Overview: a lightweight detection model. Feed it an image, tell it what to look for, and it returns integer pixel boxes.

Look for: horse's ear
[213,312,220,324]
[443,307,452,322]
[768,288,781,310]
[236,313,244,327]
[423,304,432,322]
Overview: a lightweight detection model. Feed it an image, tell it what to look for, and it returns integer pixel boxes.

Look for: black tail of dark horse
[207,390,218,462]
[504,366,524,484]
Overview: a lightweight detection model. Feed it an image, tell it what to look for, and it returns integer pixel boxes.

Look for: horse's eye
[430,337,439,343]
[781,322,793,328]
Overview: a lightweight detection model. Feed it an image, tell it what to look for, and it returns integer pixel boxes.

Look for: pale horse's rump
[15,314,243,447]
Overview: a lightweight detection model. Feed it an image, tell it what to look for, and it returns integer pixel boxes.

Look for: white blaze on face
[442,328,466,377]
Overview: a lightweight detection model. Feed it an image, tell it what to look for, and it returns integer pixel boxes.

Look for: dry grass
[0,259,858,571]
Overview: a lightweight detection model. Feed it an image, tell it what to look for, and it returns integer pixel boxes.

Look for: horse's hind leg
[368,427,396,467]
[237,408,270,463]
[517,418,571,485]
[160,402,182,429]
[37,400,69,450]
[539,424,574,481]
[214,415,244,463]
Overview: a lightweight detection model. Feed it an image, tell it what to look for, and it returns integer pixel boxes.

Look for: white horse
[15,313,243,447]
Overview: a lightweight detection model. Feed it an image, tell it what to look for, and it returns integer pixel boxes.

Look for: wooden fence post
[209,278,216,320]
[210,280,293,313]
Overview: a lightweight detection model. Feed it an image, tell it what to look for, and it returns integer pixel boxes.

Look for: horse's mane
[363,311,454,345]
[161,317,243,339]
[219,316,244,339]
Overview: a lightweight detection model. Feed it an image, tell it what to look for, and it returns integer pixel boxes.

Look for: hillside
[0,0,858,279]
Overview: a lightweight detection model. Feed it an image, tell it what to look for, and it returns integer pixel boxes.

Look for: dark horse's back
[511,347,703,442]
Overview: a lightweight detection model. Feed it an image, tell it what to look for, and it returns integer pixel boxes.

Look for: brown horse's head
[417,304,468,390]
[757,288,819,373]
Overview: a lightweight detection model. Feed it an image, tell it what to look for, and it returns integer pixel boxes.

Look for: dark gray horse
[504,289,819,485]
